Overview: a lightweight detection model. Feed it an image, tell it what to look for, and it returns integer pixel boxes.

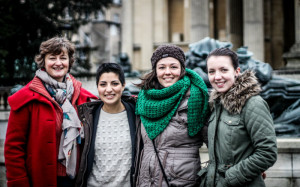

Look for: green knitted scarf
[136,68,209,140]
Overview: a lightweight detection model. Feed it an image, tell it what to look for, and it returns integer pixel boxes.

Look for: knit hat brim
[151,44,186,68]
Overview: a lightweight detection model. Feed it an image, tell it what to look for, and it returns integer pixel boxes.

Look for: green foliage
[0,0,112,86]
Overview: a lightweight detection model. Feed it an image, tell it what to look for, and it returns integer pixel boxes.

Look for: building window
[113,0,121,5]
[113,13,120,23]
[110,25,118,36]
[96,11,104,21]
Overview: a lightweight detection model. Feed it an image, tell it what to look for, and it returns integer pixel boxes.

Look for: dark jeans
[57,176,75,187]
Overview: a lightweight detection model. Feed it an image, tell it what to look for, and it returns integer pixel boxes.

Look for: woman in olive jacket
[198,48,277,187]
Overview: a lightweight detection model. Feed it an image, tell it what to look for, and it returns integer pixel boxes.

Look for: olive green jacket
[199,70,277,187]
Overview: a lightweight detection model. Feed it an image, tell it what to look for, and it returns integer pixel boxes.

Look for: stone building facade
[72,0,122,74]
[121,0,299,72]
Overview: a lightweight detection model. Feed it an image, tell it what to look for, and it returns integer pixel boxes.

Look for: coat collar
[9,74,82,111]
[29,74,82,106]
[209,70,261,114]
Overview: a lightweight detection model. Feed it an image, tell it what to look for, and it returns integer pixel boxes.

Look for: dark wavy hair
[206,47,239,70]
[96,63,125,86]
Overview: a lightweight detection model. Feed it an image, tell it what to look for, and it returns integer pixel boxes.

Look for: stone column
[134,0,153,71]
[121,0,133,65]
[190,0,210,42]
[184,0,191,42]
[283,0,300,68]
[243,0,264,60]
[296,0,300,44]
[153,0,168,43]
[226,0,243,50]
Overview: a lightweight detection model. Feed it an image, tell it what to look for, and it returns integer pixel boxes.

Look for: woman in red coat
[4,36,97,187]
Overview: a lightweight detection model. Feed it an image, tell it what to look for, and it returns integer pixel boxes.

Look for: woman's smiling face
[97,72,125,107]
[207,55,240,93]
[44,48,69,82]
[156,57,182,88]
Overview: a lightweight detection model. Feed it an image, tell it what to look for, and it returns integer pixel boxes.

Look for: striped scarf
[36,69,83,179]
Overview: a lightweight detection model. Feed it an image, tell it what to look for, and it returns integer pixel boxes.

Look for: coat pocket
[222,115,240,126]
[197,167,208,187]
[169,157,200,181]
[217,165,231,187]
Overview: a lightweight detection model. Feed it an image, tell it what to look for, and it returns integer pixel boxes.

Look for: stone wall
[0,122,7,187]
[266,139,300,187]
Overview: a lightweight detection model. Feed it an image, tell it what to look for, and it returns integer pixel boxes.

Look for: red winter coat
[4,75,97,187]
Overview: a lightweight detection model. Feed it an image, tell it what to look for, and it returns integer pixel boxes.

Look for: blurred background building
[72,0,122,74]
[120,0,299,72]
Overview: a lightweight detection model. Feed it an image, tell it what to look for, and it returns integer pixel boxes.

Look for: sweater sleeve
[225,96,277,186]
[4,106,31,187]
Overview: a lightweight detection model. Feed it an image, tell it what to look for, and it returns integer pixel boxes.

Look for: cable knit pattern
[136,68,209,140]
